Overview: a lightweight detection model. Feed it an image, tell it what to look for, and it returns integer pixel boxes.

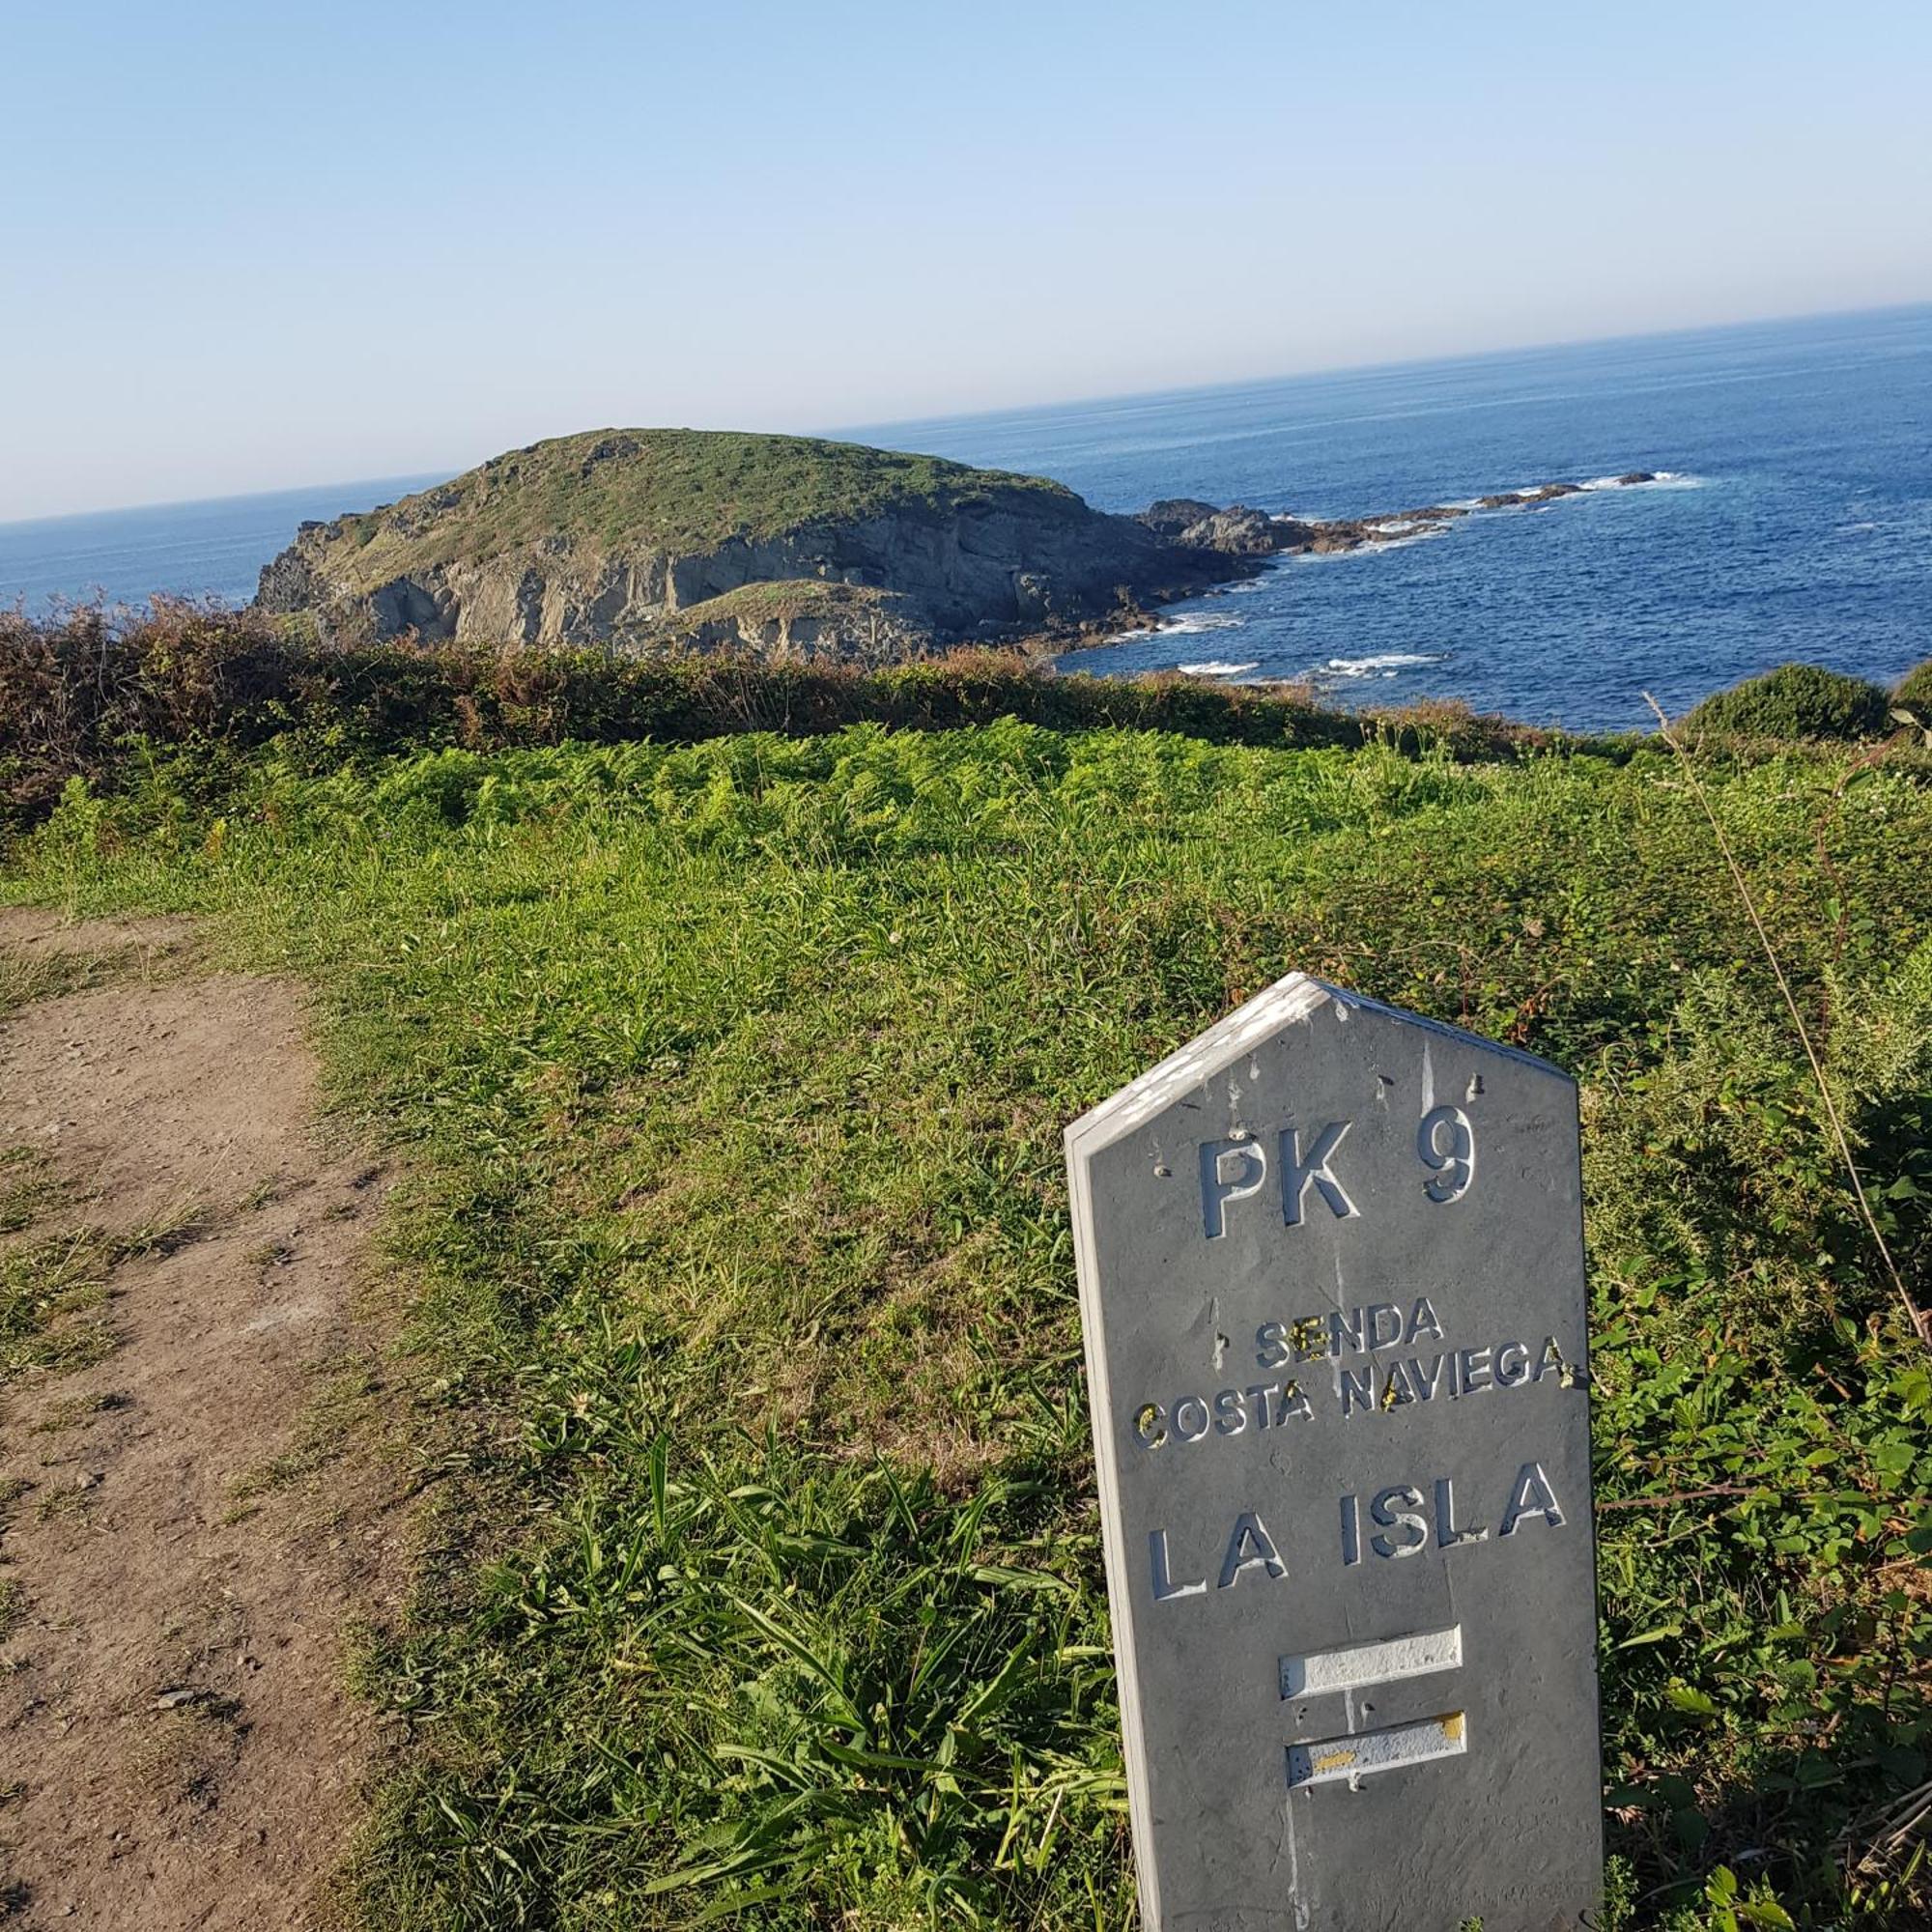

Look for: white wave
[1578,469,1699,491]
[1159,611,1246,635]
[1293,526,1449,560]
[1178,660,1261,678]
[1353,528,1450,553]
[1324,651,1445,679]
[1101,607,1248,645]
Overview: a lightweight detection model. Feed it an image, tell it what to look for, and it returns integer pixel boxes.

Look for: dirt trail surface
[0,910,402,1929]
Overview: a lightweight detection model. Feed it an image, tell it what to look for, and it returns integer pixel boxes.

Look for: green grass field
[6,719,1930,1929]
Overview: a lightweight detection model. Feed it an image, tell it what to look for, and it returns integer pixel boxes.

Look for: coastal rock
[1475,482,1583,509]
[1130,470,1654,568]
[1268,516,1323,547]
[1175,505,1280,555]
[1136,498,1222,538]
[257,439,1669,668]
[255,430,1230,661]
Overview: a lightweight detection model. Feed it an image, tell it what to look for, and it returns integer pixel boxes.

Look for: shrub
[0,605,1568,833]
[1892,656,1932,712]
[1681,662,1892,741]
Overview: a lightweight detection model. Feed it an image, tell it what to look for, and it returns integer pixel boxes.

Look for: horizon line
[6,297,1927,533]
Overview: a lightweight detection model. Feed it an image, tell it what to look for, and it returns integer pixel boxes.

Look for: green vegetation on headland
[1894,660,1932,714]
[334,430,1075,564]
[4,611,1932,1927]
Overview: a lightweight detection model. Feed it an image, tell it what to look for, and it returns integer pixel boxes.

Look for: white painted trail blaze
[1278,1625,1463,1698]
[1285,1711,1469,1789]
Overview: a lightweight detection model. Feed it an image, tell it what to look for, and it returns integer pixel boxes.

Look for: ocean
[0,475,446,617]
[5,306,1928,732]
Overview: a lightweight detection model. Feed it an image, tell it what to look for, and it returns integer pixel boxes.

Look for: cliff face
[255,429,1221,659]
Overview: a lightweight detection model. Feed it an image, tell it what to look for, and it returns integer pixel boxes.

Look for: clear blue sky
[3,1,1929,520]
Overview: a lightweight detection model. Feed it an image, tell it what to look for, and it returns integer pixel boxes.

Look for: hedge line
[0,602,1595,827]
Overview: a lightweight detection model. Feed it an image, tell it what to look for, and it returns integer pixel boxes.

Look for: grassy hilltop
[321,431,1076,575]
[3,631,1931,1927]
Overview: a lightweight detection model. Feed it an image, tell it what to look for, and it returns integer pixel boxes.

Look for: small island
[254,429,1233,663]
[256,427,1664,666]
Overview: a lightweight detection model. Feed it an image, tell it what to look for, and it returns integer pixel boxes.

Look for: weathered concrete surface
[1066,973,1602,1931]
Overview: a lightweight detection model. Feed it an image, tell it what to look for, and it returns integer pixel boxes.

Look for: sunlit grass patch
[0,1145,59,1236]
[0,1231,118,1381]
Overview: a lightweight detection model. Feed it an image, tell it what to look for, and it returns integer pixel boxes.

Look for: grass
[0,1201,202,1385]
[31,1389,128,1434]
[3,720,1929,1926]
[317,432,1079,581]
[3,610,1595,832]
[0,1147,58,1235]
[1,1231,119,1382]
[124,1698,243,1811]
[0,948,88,1020]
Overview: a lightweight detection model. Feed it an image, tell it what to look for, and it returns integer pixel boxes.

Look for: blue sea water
[3,306,1927,731]
[0,475,444,614]
[868,305,1932,731]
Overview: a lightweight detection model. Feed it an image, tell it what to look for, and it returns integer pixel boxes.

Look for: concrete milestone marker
[1066,974,1602,1931]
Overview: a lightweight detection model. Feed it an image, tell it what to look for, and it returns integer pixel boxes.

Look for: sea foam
[1578,470,1699,491]
[1324,651,1445,678]
[1100,609,1246,645]
[1294,526,1449,560]
[1160,611,1246,634]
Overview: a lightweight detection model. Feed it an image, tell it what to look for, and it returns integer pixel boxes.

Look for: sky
[2,1,1930,522]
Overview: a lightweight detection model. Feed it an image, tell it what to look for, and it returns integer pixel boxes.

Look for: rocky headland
[255,430,1234,664]
[254,429,1662,665]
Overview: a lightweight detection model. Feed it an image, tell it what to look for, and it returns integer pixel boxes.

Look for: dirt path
[0,910,404,1929]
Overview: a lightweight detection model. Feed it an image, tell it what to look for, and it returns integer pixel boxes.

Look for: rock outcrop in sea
[1133,474,1660,558]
